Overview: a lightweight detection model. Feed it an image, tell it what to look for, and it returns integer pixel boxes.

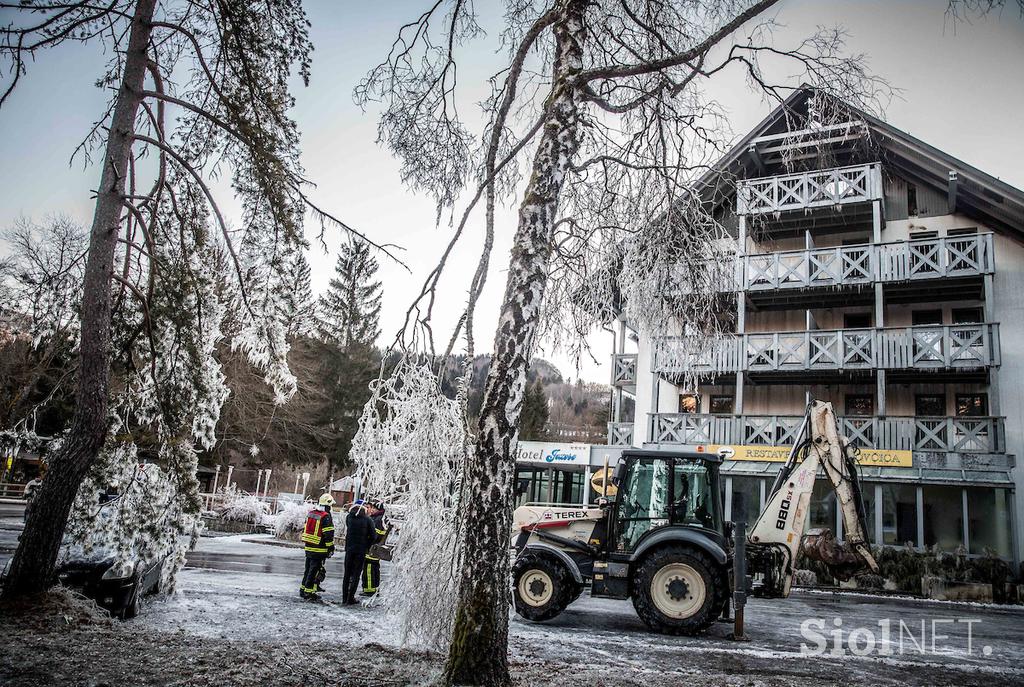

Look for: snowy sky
[0,0,1022,383]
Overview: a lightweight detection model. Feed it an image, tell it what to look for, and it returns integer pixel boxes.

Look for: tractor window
[671,460,722,532]
[615,458,670,552]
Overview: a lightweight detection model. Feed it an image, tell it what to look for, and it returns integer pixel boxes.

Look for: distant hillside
[440,354,609,442]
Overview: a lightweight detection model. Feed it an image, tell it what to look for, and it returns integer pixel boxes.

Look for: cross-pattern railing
[611,353,638,387]
[739,234,994,293]
[737,163,882,215]
[650,414,1005,453]
[653,323,1000,374]
[607,422,634,447]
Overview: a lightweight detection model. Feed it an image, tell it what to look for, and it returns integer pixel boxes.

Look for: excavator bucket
[800,528,874,581]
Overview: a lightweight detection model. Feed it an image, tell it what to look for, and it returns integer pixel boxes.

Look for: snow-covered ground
[137,535,1024,685]
[5,533,1024,686]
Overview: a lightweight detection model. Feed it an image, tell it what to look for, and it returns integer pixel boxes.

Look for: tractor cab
[604,449,725,556]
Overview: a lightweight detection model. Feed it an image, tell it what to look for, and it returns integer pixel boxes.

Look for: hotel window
[915,395,944,416]
[956,393,988,417]
[922,485,964,550]
[709,395,734,415]
[880,483,918,546]
[844,395,874,416]
[967,488,1012,558]
[843,312,872,329]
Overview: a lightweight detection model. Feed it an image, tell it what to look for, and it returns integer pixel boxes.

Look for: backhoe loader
[510,399,879,635]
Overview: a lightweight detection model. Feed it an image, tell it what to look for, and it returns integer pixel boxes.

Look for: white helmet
[318,493,335,508]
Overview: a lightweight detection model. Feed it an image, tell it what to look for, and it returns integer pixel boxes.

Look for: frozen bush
[217,491,269,523]
[793,569,818,587]
[273,499,316,538]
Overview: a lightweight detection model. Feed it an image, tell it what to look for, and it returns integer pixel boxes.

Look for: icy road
[4,529,1024,686]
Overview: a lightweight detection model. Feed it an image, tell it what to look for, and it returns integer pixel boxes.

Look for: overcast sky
[0,0,1022,383]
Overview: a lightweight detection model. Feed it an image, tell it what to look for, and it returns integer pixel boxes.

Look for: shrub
[217,491,269,523]
[273,499,316,538]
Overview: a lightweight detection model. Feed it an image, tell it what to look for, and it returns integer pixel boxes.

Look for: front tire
[512,552,571,622]
[631,546,726,635]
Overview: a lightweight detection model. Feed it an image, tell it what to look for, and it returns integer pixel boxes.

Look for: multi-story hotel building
[606,88,1024,565]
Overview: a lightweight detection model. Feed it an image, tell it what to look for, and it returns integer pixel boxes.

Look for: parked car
[57,553,167,619]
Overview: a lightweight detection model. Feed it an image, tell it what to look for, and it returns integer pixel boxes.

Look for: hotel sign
[517,442,590,465]
[710,444,912,468]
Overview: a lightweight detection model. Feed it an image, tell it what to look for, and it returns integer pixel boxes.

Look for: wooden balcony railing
[737,163,882,215]
[653,323,1000,375]
[650,414,1005,453]
[611,353,638,387]
[740,233,994,293]
[607,422,635,447]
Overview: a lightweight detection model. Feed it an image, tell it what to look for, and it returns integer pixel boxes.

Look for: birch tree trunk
[1,0,158,600]
[442,2,587,684]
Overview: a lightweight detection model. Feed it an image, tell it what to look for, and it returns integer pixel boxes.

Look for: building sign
[710,444,912,468]
[517,442,590,466]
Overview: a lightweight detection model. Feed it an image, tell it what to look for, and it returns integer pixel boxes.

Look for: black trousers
[343,548,367,603]
[301,553,327,594]
[362,557,380,594]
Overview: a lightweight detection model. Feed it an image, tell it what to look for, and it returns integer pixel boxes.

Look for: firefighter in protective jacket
[299,493,336,599]
[362,500,388,596]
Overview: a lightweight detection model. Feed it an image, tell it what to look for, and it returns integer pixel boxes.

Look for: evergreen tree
[278,249,316,339]
[518,380,549,441]
[317,237,384,468]
[319,237,382,349]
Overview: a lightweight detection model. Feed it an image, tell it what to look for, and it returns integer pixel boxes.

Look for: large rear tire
[512,552,571,622]
[631,545,727,635]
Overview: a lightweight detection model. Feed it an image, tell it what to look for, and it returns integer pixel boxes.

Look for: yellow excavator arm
[747,400,879,596]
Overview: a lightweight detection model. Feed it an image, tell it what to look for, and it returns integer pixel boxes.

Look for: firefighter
[299,493,336,600]
[342,499,375,605]
[362,499,388,596]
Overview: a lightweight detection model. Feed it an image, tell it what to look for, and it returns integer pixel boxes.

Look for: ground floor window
[922,484,964,551]
[728,476,762,524]
[807,480,837,533]
[861,483,877,543]
[967,487,1013,558]
[880,483,917,546]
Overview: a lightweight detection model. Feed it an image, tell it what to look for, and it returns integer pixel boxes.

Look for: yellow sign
[589,467,618,497]
[708,444,912,468]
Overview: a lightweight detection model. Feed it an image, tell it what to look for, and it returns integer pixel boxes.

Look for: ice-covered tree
[0,0,387,601]
[318,236,383,350]
[0,217,85,436]
[359,1,892,683]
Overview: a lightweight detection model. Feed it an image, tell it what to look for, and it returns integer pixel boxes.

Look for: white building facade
[607,90,1024,565]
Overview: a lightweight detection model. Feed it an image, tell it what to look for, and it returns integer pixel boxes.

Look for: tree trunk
[0,0,158,601]
[442,3,587,685]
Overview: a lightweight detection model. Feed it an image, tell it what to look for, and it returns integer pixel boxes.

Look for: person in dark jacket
[299,494,336,600]
[342,499,376,605]
[362,500,388,596]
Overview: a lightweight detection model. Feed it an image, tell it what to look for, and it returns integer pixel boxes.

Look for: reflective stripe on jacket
[302,508,335,554]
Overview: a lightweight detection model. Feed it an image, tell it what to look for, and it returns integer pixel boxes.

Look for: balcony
[607,422,634,447]
[654,323,1000,376]
[611,353,638,388]
[741,233,994,293]
[737,163,882,216]
[650,413,1006,454]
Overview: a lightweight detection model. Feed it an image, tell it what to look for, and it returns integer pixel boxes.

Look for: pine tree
[319,237,382,350]
[317,237,384,468]
[518,380,549,441]
[279,249,316,339]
